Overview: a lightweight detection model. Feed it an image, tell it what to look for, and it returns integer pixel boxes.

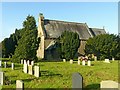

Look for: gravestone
[94,56,97,61]
[16,80,24,90]
[28,65,33,75]
[70,59,73,64]
[34,66,40,77]
[72,72,83,89]
[23,63,27,73]
[31,61,34,66]
[100,80,120,89]
[27,60,30,66]
[112,58,115,61]
[87,60,91,66]
[63,59,66,62]
[78,60,80,65]
[11,63,14,70]
[82,60,85,66]
[24,60,26,64]
[0,60,1,67]
[0,72,4,85]
[4,62,6,68]
[104,59,110,63]
[21,60,23,64]
[78,57,81,61]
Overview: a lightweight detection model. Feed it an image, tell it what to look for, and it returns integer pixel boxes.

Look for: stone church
[37,14,106,60]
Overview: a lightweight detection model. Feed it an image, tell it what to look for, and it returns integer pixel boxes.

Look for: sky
[1,2,118,42]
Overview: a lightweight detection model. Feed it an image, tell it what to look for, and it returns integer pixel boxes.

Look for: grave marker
[34,66,40,77]
[0,61,1,67]
[63,59,66,62]
[112,58,115,61]
[78,60,80,65]
[27,60,30,66]
[94,56,97,61]
[82,60,85,66]
[87,60,91,66]
[21,60,23,64]
[72,72,83,88]
[31,61,34,66]
[24,60,26,64]
[23,63,27,73]
[16,80,24,90]
[0,72,4,85]
[104,59,110,63]
[11,63,14,70]
[28,65,33,75]
[4,62,6,68]
[70,59,73,64]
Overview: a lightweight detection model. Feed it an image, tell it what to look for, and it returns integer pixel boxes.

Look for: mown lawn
[1,60,118,89]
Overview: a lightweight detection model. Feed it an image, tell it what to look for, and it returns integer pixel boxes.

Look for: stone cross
[100,80,120,89]
[63,59,66,62]
[28,65,33,75]
[82,60,85,66]
[23,63,27,73]
[21,59,23,64]
[4,62,6,68]
[78,60,80,65]
[104,59,110,63]
[34,66,40,77]
[16,80,24,90]
[87,60,91,66]
[72,72,83,88]
[70,59,73,64]
[31,61,34,66]
[11,63,14,70]
[0,61,1,67]
[0,72,4,85]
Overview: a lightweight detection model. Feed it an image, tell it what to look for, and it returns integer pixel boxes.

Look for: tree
[12,15,39,62]
[85,34,120,60]
[57,31,80,60]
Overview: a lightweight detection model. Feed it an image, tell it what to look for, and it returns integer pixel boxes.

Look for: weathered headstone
[82,60,85,66]
[0,72,4,85]
[34,66,40,77]
[70,59,73,64]
[23,63,27,73]
[11,63,14,70]
[72,72,83,89]
[31,61,34,66]
[87,60,91,66]
[21,59,23,64]
[94,56,97,61]
[112,58,115,61]
[16,80,24,90]
[0,61,1,67]
[63,59,66,62]
[28,65,33,75]
[27,60,30,66]
[104,59,110,63]
[100,80,120,89]
[78,60,80,65]
[4,62,6,68]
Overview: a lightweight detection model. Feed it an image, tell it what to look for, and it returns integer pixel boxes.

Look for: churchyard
[0,58,119,89]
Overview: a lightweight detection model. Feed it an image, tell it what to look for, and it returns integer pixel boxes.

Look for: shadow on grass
[84,83,100,90]
[41,70,63,77]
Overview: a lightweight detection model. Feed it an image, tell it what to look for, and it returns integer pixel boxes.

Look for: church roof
[44,19,93,40]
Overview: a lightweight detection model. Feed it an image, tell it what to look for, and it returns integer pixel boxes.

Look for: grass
[1,59,118,89]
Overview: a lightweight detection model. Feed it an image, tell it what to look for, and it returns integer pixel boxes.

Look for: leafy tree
[57,31,80,60]
[12,15,39,62]
[85,34,120,60]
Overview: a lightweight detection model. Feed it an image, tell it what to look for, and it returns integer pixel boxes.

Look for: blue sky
[1,2,118,42]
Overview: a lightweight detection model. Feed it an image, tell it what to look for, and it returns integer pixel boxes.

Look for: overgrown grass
[1,60,118,89]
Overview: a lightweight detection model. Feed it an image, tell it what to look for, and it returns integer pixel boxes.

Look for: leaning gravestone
[72,72,83,89]
[82,60,85,66]
[0,72,4,85]
[34,66,40,77]
[11,63,14,70]
[23,63,27,73]
[0,61,1,67]
[104,59,110,63]
[16,80,24,90]
[87,60,91,66]
[70,59,73,64]
[4,62,6,68]
[100,80,120,89]
[28,65,33,75]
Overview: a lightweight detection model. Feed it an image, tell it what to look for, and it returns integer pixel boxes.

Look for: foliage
[11,15,39,63]
[85,34,120,60]
[57,31,80,60]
